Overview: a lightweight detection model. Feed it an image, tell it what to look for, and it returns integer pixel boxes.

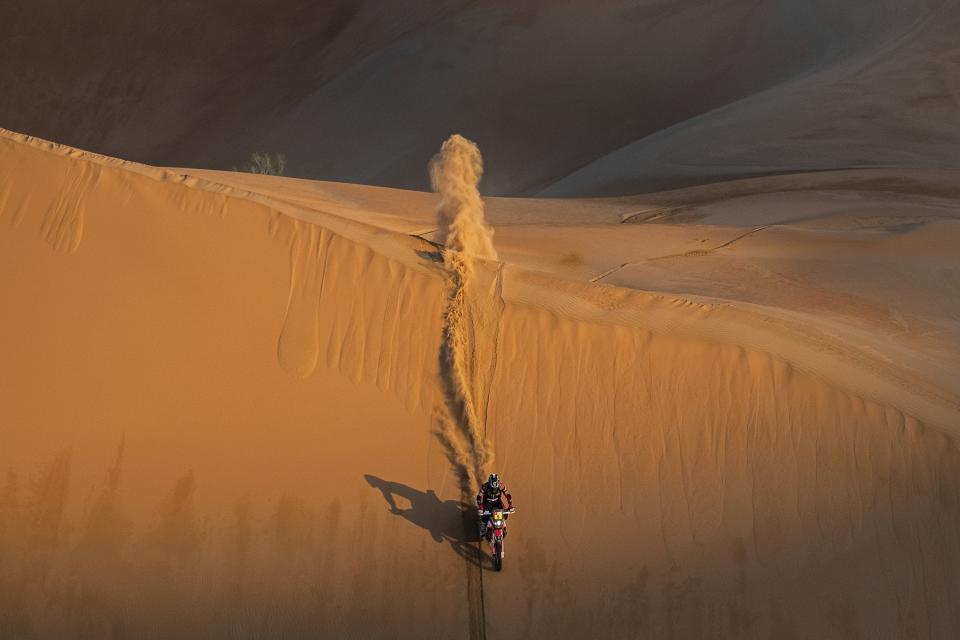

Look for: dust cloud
[430,134,497,260]
[431,134,497,490]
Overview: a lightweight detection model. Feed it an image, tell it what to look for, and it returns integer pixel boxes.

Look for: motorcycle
[480,507,516,571]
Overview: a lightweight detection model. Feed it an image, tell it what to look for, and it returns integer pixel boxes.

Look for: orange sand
[1,127,959,638]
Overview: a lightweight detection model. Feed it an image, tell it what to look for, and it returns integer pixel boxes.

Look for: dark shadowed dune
[2,0,956,195]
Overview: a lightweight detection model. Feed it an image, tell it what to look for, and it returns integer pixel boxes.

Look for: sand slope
[544,0,960,195]
[2,0,955,195]
[2,129,960,638]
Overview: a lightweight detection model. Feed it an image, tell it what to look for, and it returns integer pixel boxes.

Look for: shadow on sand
[363,475,492,569]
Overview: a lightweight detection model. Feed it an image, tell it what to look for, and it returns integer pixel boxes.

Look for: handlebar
[479,507,516,516]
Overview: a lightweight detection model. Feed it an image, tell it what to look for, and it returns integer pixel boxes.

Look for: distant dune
[2,0,957,195]
[2,123,959,637]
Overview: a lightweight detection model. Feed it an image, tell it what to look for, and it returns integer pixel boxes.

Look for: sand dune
[4,2,960,638]
[3,0,956,195]
[544,0,960,195]
[2,124,960,639]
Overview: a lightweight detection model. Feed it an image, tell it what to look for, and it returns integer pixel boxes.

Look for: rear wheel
[493,540,502,571]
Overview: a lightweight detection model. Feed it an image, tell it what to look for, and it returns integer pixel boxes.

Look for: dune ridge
[3,126,956,430]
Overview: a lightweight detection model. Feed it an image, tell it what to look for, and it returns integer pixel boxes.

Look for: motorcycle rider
[477,473,513,539]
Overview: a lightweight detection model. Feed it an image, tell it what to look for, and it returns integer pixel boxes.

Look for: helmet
[487,473,500,490]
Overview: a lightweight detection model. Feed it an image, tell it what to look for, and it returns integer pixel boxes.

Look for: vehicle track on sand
[464,490,487,640]
[589,225,771,283]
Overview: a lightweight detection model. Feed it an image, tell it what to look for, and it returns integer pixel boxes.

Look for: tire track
[590,225,771,283]
[464,489,487,640]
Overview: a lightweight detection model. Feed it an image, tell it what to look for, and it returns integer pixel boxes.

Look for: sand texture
[1,123,959,639]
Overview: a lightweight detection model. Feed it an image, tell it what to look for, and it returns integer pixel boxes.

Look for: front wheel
[493,540,502,572]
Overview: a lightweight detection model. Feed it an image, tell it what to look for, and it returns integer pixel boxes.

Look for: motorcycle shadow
[364,474,495,570]
[449,537,495,570]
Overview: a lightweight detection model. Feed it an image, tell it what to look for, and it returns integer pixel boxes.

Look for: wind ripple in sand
[272,215,442,411]
[40,160,99,253]
[276,220,331,378]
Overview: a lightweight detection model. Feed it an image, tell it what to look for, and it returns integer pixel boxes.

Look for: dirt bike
[480,507,516,571]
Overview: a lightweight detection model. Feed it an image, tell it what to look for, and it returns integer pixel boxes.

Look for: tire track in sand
[450,258,503,640]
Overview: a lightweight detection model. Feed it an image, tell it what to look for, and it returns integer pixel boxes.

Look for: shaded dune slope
[2,131,960,638]
[545,0,960,195]
[1,0,952,195]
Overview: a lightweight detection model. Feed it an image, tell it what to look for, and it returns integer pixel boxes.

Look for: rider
[477,473,513,539]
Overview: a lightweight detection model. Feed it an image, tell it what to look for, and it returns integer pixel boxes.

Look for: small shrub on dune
[241,152,286,176]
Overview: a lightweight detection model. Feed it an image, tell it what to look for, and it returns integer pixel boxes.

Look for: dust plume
[430,134,497,260]
[431,135,497,489]
[432,410,473,493]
